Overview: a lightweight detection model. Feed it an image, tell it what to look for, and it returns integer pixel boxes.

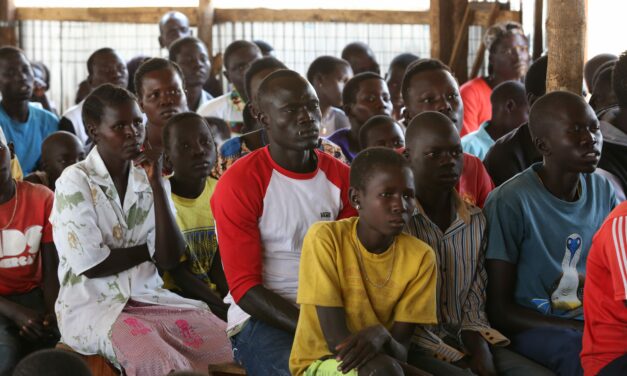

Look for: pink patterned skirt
[111,300,233,375]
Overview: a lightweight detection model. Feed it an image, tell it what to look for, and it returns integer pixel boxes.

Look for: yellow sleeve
[297,221,344,308]
[393,240,438,325]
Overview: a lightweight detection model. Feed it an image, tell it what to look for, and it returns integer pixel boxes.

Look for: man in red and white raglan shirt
[0,135,59,376]
[581,201,627,376]
[211,70,356,376]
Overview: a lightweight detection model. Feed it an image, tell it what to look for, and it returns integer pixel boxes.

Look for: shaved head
[490,80,527,107]
[406,111,458,147]
[584,53,617,91]
[341,41,379,75]
[42,131,81,158]
[255,69,310,111]
[529,91,592,139]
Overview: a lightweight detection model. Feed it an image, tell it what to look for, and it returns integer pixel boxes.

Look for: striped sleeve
[610,216,627,301]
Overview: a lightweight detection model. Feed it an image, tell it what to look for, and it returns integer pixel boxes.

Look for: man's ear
[402,108,412,125]
[534,135,551,157]
[348,186,361,209]
[158,36,166,49]
[505,99,516,113]
[86,123,98,144]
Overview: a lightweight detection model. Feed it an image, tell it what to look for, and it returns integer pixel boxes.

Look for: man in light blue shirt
[0,47,58,173]
[462,81,528,160]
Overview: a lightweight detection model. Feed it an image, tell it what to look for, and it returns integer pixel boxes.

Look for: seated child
[0,138,59,376]
[581,201,627,376]
[306,56,352,136]
[385,53,419,120]
[0,47,58,174]
[161,112,229,320]
[404,112,552,376]
[50,84,232,375]
[485,91,617,376]
[401,58,494,207]
[358,115,405,150]
[25,131,85,191]
[461,80,528,160]
[328,72,393,162]
[289,147,437,376]
[12,349,91,376]
[169,37,213,112]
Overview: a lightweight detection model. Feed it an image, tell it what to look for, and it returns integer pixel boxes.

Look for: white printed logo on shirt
[0,226,43,268]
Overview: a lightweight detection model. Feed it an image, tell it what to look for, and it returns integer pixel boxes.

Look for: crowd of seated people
[0,9,626,376]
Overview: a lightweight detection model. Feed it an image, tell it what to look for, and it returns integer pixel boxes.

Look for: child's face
[356,165,415,238]
[175,42,210,88]
[348,79,392,125]
[225,46,262,97]
[139,68,188,128]
[386,65,406,118]
[318,64,352,108]
[43,137,85,183]
[403,69,463,132]
[364,121,405,150]
[89,52,128,90]
[0,52,34,101]
[166,118,216,180]
[92,100,145,162]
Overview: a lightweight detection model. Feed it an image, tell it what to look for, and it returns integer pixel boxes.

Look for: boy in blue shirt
[0,47,58,174]
[485,91,617,376]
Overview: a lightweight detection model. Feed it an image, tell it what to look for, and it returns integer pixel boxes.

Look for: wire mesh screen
[20,19,429,113]
[468,24,487,78]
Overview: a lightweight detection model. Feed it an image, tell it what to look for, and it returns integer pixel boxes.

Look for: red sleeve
[317,150,357,219]
[210,152,270,303]
[608,216,627,301]
[460,153,494,208]
[460,78,492,137]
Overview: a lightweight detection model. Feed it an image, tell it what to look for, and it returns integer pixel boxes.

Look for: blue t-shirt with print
[0,103,58,173]
[485,163,617,320]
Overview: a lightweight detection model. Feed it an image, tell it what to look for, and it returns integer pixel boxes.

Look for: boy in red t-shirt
[582,201,627,376]
[0,138,59,376]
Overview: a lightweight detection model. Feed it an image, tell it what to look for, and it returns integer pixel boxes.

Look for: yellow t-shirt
[163,177,219,291]
[289,217,438,376]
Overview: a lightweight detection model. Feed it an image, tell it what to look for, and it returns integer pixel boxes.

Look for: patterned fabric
[197,90,245,134]
[405,192,508,362]
[110,300,232,375]
[50,147,210,365]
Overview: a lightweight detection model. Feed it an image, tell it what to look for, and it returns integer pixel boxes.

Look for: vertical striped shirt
[405,191,508,362]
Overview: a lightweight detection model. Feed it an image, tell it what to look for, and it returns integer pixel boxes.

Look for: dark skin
[173,41,210,112]
[237,74,323,333]
[344,78,393,156]
[164,117,229,321]
[224,45,262,102]
[343,44,380,75]
[486,83,529,141]
[138,67,189,150]
[0,52,35,124]
[313,64,353,118]
[361,120,405,150]
[83,100,185,278]
[88,51,128,91]
[0,140,59,342]
[403,69,464,133]
[158,12,192,49]
[485,33,530,88]
[319,165,415,375]
[487,93,602,335]
[25,132,85,191]
[386,64,408,121]
[407,113,496,375]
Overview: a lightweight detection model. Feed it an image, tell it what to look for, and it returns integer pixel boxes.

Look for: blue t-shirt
[0,103,58,173]
[485,163,617,319]
[461,121,495,161]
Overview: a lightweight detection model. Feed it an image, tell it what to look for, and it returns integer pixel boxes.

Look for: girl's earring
[355,204,361,210]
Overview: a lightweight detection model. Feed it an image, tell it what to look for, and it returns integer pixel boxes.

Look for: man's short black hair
[13,349,91,376]
[613,51,627,107]
[358,115,398,149]
[244,57,287,100]
[401,58,451,104]
[0,46,24,63]
[133,57,184,97]
[82,83,137,128]
[223,40,261,70]
[524,55,548,99]
[168,36,206,62]
[306,55,350,83]
[86,47,117,76]
[255,69,306,109]
[388,53,420,71]
[342,72,385,108]
[350,147,409,191]
[163,111,213,150]
[253,40,274,55]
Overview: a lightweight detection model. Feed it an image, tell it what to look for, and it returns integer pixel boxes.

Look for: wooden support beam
[546,0,586,93]
[0,0,17,46]
[533,0,544,60]
[448,3,471,82]
[197,0,214,54]
[212,8,429,24]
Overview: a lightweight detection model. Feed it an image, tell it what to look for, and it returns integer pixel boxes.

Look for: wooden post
[545,0,586,93]
[533,0,543,60]
[430,0,468,81]
[0,0,17,47]
[197,0,214,55]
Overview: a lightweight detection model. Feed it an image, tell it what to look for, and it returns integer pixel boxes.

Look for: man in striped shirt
[404,112,552,375]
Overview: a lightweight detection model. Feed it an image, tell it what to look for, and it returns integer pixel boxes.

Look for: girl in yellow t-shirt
[290,147,438,376]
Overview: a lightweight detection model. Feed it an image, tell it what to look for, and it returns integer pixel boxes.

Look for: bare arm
[210,249,229,298]
[41,243,59,316]
[237,285,300,333]
[170,265,228,321]
[149,180,187,270]
[83,244,151,278]
[486,260,583,335]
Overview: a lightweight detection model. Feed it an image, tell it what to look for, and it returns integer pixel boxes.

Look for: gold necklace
[1,179,18,231]
[351,233,397,289]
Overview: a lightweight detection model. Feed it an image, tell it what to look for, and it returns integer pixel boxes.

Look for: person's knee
[358,354,403,376]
